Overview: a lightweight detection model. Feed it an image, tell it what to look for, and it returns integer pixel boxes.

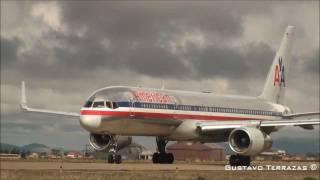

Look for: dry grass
[1,158,106,163]
[1,169,320,180]
[1,160,319,180]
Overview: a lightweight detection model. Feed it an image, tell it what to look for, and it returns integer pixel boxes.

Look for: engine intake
[229,127,272,156]
[89,133,132,151]
[89,134,111,151]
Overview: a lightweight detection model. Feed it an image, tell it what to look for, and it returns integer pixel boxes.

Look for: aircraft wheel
[242,156,251,166]
[158,153,174,164]
[107,154,114,164]
[115,155,122,164]
[152,153,159,163]
[229,155,238,166]
[167,153,174,164]
[158,153,166,164]
[229,155,251,166]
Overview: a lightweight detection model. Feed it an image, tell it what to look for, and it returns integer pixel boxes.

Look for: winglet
[20,81,28,110]
[161,83,165,90]
[19,82,79,117]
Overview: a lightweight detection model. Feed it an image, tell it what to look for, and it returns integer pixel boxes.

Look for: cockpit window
[83,101,93,108]
[92,101,105,108]
[106,101,112,108]
[105,101,119,109]
[112,102,118,109]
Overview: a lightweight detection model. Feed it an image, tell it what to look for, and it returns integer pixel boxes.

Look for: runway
[1,161,319,180]
[1,161,225,170]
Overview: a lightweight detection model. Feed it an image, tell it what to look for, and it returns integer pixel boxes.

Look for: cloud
[303,49,320,75]
[1,1,318,150]
[59,2,244,42]
[31,1,65,32]
[1,37,21,67]
[184,42,275,80]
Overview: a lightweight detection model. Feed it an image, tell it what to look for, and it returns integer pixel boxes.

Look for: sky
[1,1,319,153]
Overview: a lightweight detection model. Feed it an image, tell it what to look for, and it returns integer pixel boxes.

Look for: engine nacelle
[228,127,272,156]
[89,133,132,151]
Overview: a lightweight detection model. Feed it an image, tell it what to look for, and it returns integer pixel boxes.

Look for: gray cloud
[123,45,188,78]
[59,2,244,42]
[303,49,319,74]
[1,37,21,67]
[185,42,275,80]
[1,1,318,150]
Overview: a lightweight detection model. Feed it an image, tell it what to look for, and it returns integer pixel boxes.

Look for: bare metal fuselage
[79,86,288,142]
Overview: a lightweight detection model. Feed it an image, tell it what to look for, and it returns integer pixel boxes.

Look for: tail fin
[259,26,295,104]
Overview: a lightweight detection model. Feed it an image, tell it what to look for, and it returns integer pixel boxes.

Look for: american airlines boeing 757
[21,26,319,166]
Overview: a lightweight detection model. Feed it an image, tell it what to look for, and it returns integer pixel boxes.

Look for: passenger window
[106,101,112,108]
[93,101,105,108]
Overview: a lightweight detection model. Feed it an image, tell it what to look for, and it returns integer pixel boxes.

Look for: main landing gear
[229,154,251,166]
[107,152,122,164]
[152,137,174,164]
[106,136,122,164]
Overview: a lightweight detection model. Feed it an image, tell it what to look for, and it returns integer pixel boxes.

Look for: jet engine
[89,133,132,151]
[228,127,272,156]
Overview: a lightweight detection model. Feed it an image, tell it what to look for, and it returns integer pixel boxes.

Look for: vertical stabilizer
[259,26,295,104]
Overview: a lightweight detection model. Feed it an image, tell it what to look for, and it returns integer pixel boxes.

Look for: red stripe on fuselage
[81,110,130,117]
[80,110,263,121]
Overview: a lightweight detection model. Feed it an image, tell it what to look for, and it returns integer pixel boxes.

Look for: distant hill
[0,143,21,153]
[21,143,51,153]
[0,143,52,154]
[273,138,320,154]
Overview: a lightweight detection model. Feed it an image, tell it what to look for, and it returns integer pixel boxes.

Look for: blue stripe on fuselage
[115,101,282,117]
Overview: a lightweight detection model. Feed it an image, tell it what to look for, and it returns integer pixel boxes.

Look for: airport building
[254,149,286,161]
[167,142,225,161]
[139,150,153,160]
[91,143,150,160]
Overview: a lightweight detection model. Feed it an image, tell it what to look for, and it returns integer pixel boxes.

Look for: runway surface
[1,161,225,170]
[1,161,319,180]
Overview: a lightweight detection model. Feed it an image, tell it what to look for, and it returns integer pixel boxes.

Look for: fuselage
[79,86,290,141]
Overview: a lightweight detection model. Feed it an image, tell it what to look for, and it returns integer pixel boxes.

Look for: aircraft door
[129,98,135,118]
[172,96,180,120]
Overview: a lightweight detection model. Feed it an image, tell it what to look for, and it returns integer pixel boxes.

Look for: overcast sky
[1,1,319,152]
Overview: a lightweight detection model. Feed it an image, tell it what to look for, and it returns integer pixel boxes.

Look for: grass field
[1,160,319,180]
[1,169,319,180]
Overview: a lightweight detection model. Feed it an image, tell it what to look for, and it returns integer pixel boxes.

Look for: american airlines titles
[274,56,285,87]
[133,91,173,104]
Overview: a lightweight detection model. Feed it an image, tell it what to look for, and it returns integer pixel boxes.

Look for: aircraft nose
[80,115,101,131]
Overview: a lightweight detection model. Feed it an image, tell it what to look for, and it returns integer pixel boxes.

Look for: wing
[20,81,79,118]
[197,118,320,134]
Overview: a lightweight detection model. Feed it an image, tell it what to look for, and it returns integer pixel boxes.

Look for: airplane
[20,26,319,166]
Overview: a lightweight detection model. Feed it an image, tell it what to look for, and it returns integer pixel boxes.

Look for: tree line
[0,148,31,158]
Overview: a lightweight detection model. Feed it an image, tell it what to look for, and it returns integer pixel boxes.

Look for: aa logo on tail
[274,57,285,87]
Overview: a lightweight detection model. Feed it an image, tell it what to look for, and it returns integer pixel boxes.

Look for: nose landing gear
[107,153,122,164]
[106,136,122,164]
[152,137,174,164]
